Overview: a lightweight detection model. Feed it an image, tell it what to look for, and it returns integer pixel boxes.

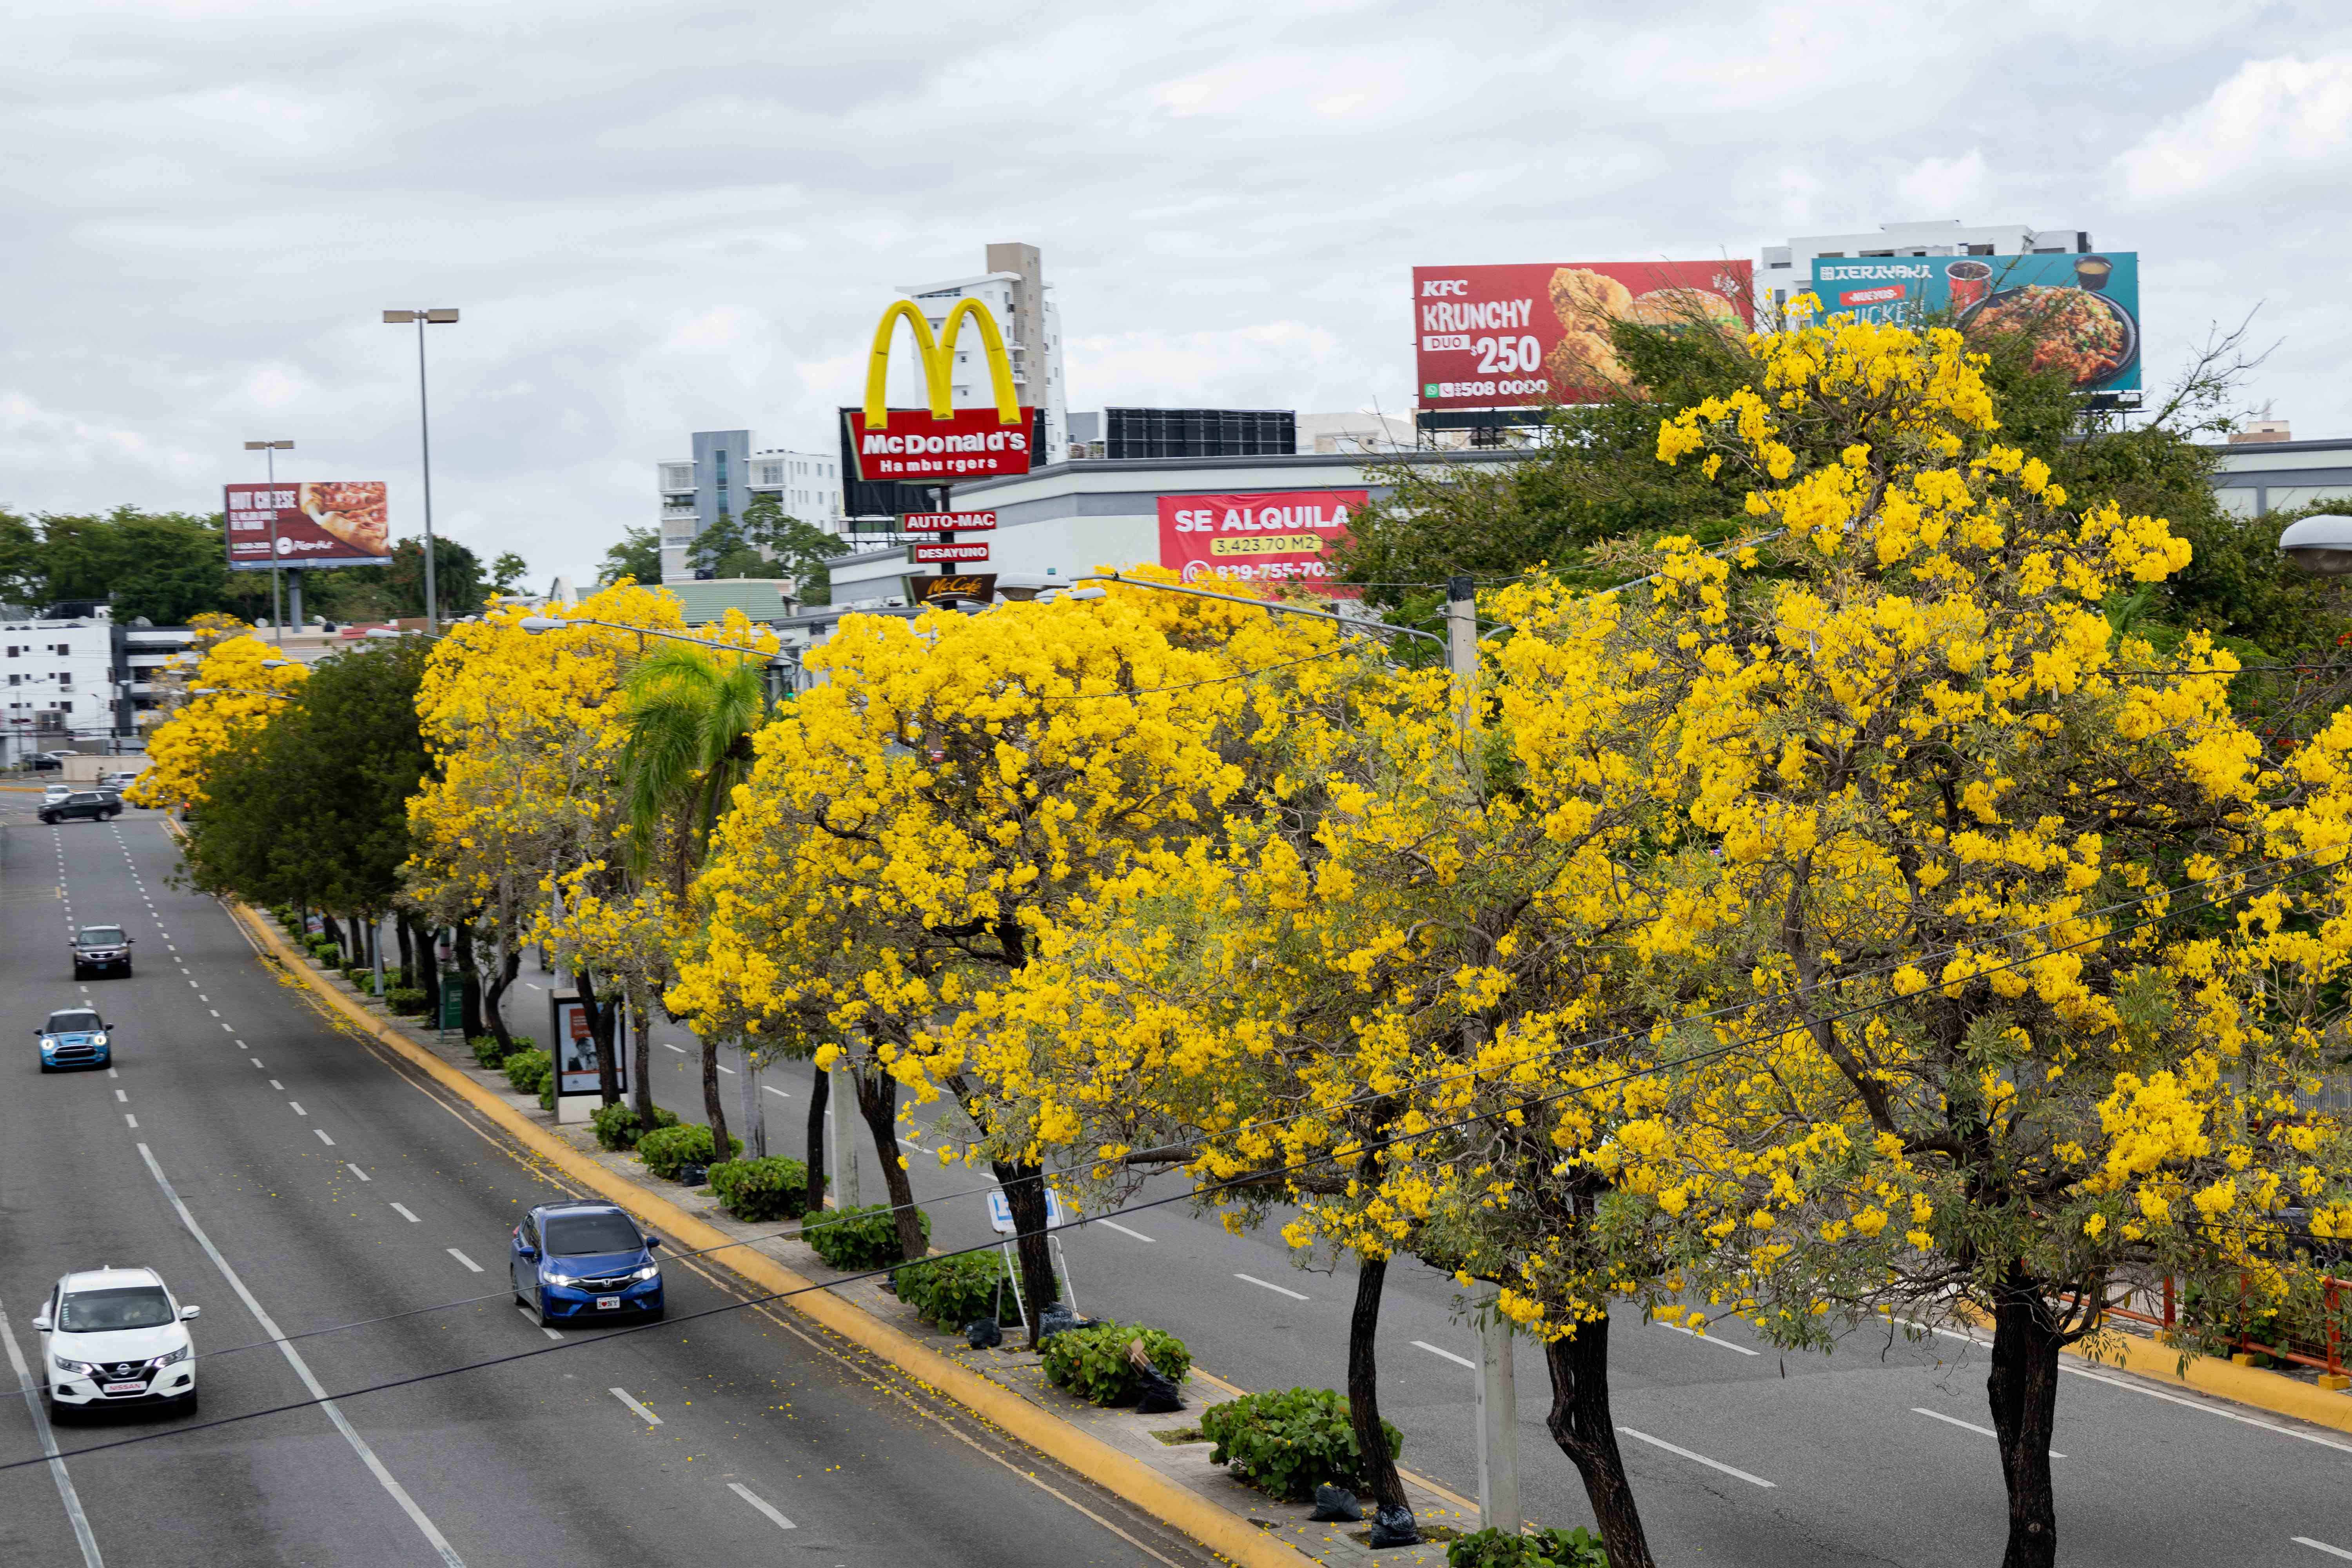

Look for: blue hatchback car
[511,1202,664,1327]
[38,1008,112,1073]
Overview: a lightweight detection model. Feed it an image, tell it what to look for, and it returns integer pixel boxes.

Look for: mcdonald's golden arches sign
[845,299,1036,482]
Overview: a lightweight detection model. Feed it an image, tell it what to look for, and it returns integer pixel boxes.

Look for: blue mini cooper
[38,1008,112,1073]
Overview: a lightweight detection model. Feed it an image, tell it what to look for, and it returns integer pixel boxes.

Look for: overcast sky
[5,1,2349,586]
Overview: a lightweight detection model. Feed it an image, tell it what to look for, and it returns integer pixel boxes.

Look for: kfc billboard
[223,482,393,571]
[1413,262,1754,412]
[1158,490,1366,595]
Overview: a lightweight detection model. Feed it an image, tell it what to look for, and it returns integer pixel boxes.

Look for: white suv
[33,1266,201,1418]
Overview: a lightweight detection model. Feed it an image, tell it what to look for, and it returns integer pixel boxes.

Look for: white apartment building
[894,241,1069,468]
[0,613,126,752]
[1759,220,2096,314]
[655,434,846,583]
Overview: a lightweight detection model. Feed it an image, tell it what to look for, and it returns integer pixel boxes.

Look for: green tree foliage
[742,494,838,604]
[0,506,269,623]
[599,524,664,587]
[687,512,769,578]
[490,552,530,593]
[181,637,433,916]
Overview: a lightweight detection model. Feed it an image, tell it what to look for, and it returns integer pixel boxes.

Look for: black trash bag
[1367,1504,1418,1548]
[1036,1303,1091,1344]
[1129,1341,1185,1414]
[1308,1484,1361,1523]
[676,1161,709,1187]
[964,1317,1004,1350]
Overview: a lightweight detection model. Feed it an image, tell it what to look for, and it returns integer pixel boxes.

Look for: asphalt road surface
[0,796,1214,1568]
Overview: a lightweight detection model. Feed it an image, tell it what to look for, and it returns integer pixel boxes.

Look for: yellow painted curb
[1947,1299,2352,1436]
[227,900,1316,1568]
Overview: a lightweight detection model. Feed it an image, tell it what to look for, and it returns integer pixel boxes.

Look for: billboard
[1809,252,2141,392]
[1414,261,1755,411]
[848,298,1034,482]
[1158,490,1367,595]
[224,482,392,571]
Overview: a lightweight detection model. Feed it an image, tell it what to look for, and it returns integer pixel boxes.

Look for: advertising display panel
[1157,490,1367,595]
[1413,261,1754,411]
[910,573,997,606]
[1809,252,2141,392]
[912,541,990,563]
[223,482,392,571]
[550,993,628,1096]
[902,510,999,532]
[847,298,1034,481]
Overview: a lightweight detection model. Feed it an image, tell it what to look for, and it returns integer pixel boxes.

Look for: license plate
[596,1296,621,1310]
[102,1381,144,1394]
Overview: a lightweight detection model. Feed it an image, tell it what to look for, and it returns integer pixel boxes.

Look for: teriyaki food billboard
[1809,252,2141,392]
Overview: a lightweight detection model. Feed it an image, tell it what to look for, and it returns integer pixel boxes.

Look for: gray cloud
[4,0,2349,584]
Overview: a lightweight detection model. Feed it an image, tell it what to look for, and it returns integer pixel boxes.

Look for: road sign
[913,541,991,563]
[985,1189,1067,1235]
[902,510,998,532]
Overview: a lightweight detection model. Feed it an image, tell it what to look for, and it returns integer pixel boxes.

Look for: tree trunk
[410,918,440,1016]
[1348,1254,1413,1526]
[738,1045,766,1159]
[803,1068,829,1216]
[630,998,656,1129]
[455,921,485,1038]
[483,937,519,1053]
[344,915,363,962]
[701,1033,732,1165]
[576,962,620,1107]
[1987,1282,2065,1568]
[992,1159,1057,1345]
[1542,1317,1656,1568]
[854,1067,926,1264]
[394,915,414,989]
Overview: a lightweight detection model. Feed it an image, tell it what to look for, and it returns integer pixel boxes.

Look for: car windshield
[46,1011,101,1034]
[77,929,125,947]
[543,1212,642,1256]
[58,1286,173,1332]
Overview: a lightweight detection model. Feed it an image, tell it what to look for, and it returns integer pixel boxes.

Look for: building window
[1967,243,1995,256]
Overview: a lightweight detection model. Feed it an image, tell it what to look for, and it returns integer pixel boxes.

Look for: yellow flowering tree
[127,629,307,812]
[1605,315,2352,1568]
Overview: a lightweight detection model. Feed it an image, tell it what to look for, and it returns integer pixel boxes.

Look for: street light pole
[383,309,459,635]
[243,440,294,644]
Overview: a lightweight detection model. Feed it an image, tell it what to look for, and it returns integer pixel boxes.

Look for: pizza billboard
[223,482,393,571]
[1157,490,1367,597]
[1809,252,2141,393]
[1413,261,1755,412]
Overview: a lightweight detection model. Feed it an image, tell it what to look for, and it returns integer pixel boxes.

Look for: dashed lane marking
[288,1101,306,1115]
[729,1482,796,1531]
[2296,1540,2352,1562]
[315,1130,336,1146]
[123,1114,138,1129]
[347,1163,370,1182]
[1617,1426,1775,1488]
[1414,1340,1475,1369]
[1655,1320,1760,1356]
[446,1248,482,1272]
[390,1203,421,1223]
[609,1388,661,1425]
[1097,1220,1154,1243]
[1913,1406,2063,1457]
[1234,1273,1309,1301]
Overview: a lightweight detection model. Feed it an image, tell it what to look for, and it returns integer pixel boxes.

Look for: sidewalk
[255,915,1482,1565]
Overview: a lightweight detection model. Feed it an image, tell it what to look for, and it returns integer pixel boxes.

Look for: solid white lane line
[728,1482,796,1530]
[2297,1539,2352,1562]
[1414,1340,1475,1369]
[1235,1273,1310,1301]
[762,1085,791,1098]
[1617,1426,1775,1488]
[1655,1320,1760,1356]
[1098,1220,1155,1243]
[390,1203,421,1223]
[123,1114,137,1129]
[347,1163,371,1182]
[315,1130,336,1145]
[288,1101,306,1115]
[1913,1406,2063,1457]
[446,1248,483,1273]
[610,1388,662,1425]
[0,1298,103,1566]
[662,1043,687,1054]
[136,1144,466,1566]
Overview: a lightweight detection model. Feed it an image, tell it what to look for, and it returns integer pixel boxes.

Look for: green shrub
[386,987,428,1015]
[505,1033,536,1052]
[503,1048,552,1095]
[539,1079,557,1112]
[1041,1321,1191,1406]
[891,1249,1055,1328]
[709,1156,811,1220]
[1199,1387,1401,1502]
[803,1202,930,1269]
[637,1123,741,1182]
[591,1100,678,1151]
[1449,1527,1608,1568]
[469,1034,510,1069]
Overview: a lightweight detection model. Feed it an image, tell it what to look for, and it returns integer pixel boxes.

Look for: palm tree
[615,644,771,1154]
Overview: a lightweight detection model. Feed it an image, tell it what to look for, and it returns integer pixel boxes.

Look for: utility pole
[243,440,294,643]
[382,309,459,633]
[1449,572,1522,1533]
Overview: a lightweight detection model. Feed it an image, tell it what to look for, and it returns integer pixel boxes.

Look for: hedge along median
[224,897,1317,1568]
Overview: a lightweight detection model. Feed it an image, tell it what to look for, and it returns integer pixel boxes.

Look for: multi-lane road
[5,791,2350,1566]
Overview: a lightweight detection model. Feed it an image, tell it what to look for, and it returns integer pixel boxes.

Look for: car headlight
[91,1034,107,1047]
[147,1347,190,1368]
[633,1263,660,1282]
[542,1270,579,1287]
[53,1355,98,1376]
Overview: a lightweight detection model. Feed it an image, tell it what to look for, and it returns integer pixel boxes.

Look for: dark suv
[72,926,132,979]
[40,792,119,826]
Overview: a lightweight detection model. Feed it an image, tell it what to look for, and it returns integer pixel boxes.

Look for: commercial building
[655,434,846,583]
[0,613,123,755]
[1759,220,2096,314]
[2209,431,2352,517]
